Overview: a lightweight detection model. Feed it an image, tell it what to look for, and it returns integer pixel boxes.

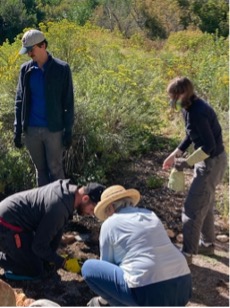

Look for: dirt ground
[0,149,229,307]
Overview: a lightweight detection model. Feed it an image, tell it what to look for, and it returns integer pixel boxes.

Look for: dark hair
[36,39,48,49]
[167,77,196,101]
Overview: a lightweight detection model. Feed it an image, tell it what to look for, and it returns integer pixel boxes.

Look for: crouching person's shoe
[198,243,215,256]
[87,296,110,307]
[4,271,41,281]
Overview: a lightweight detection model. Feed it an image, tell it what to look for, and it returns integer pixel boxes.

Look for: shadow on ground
[189,262,229,307]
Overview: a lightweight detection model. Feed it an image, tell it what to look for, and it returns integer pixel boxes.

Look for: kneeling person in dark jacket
[0,180,105,279]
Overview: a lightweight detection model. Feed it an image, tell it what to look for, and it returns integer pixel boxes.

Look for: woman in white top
[82,185,192,306]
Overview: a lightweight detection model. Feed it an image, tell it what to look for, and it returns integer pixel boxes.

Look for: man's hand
[14,133,23,149]
[174,158,190,171]
[63,131,72,149]
[63,258,81,273]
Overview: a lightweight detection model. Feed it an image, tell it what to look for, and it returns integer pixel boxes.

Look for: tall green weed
[0,21,228,193]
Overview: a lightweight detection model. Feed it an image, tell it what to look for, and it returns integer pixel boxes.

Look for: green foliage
[65,0,99,26]
[165,29,210,52]
[164,30,229,110]
[0,0,229,45]
[146,175,164,189]
[0,0,36,44]
[0,21,228,191]
[0,131,35,195]
[216,187,229,219]
[93,0,229,39]
[139,0,183,39]
[44,21,163,182]
[191,0,229,37]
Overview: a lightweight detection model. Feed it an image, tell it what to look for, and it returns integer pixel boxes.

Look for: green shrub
[0,21,228,190]
[146,175,164,189]
[0,132,35,195]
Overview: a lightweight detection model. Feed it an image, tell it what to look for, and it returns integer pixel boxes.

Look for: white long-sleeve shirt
[100,206,190,288]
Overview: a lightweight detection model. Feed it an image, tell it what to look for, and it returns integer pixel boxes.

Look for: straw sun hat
[94,185,141,221]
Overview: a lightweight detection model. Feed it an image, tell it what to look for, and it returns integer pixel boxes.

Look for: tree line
[0,0,229,45]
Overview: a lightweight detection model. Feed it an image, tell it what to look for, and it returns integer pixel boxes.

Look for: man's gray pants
[182,151,227,254]
[25,127,65,187]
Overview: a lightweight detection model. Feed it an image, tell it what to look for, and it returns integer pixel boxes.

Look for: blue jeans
[82,260,192,306]
[25,127,65,186]
[82,260,137,306]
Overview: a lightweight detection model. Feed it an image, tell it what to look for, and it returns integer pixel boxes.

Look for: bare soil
[0,149,229,306]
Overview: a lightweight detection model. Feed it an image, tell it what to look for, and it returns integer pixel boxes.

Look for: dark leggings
[0,225,43,276]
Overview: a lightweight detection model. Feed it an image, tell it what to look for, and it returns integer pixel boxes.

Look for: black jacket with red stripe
[0,179,75,268]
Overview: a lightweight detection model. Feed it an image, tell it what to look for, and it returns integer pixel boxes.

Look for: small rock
[23,299,35,306]
[216,234,229,243]
[214,219,229,231]
[61,234,76,245]
[0,279,16,306]
[29,299,60,306]
[166,229,175,238]
[75,234,90,242]
[15,292,26,306]
[176,233,183,243]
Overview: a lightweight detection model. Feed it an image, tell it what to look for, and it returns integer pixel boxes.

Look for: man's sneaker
[198,243,215,256]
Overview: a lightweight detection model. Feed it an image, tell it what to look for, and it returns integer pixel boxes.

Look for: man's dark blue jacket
[14,53,74,135]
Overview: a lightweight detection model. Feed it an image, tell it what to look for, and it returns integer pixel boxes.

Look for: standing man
[0,180,105,279]
[14,29,74,186]
[163,77,227,265]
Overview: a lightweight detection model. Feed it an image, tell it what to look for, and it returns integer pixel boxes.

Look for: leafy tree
[92,0,138,37]
[1,0,228,45]
[92,0,229,38]
[35,0,69,22]
[35,0,99,25]
[65,0,99,26]
[0,0,36,44]
[191,0,229,37]
[0,0,99,43]
[92,0,184,39]
[137,0,183,38]
[176,0,200,29]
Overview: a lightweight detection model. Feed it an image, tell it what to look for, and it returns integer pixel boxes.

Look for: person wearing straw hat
[163,77,227,265]
[82,185,192,307]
